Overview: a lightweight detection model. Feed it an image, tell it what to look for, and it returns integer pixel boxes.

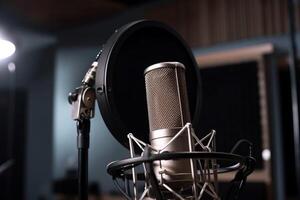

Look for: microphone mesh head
[144,62,191,132]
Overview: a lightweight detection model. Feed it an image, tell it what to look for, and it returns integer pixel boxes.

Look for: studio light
[0,38,15,60]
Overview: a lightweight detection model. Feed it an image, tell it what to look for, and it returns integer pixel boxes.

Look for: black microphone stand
[68,52,100,200]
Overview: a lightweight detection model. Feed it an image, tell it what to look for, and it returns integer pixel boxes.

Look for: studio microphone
[144,62,194,189]
[101,21,255,200]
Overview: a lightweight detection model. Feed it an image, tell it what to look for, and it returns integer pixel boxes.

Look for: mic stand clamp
[68,61,98,200]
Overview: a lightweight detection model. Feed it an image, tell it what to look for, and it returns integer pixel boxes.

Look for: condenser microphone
[98,20,255,200]
[144,62,194,189]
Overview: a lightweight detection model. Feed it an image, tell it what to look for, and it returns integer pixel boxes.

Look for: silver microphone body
[144,62,193,189]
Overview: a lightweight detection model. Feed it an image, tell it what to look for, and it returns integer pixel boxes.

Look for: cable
[113,177,131,200]
[224,139,254,200]
[224,180,238,200]
[230,139,253,157]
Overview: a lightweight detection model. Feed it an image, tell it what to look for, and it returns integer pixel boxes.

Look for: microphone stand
[68,53,100,200]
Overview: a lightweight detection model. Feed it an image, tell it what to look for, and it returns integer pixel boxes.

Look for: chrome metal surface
[121,124,221,200]
[144,62,185,75]
[144,62,191,132]
[145,62,193,189]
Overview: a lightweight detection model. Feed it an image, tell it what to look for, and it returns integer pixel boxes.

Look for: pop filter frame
[96,20,201,149]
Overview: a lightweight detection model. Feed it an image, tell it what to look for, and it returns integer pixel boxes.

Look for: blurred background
[0,0,299,200]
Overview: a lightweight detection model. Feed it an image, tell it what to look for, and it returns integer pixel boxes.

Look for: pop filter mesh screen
[98,22,200,146]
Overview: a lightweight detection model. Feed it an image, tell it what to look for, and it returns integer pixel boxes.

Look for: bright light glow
[8,62,16,72]
[0,39,15,60]
[262,149,271,161]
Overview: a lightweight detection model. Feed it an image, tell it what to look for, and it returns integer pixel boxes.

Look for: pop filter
[96,20,201,149]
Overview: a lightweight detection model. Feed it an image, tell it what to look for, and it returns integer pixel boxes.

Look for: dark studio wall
[0,28,56,200]
[146,0,300,47]
[0,89,27,200]
[25,46,56,200]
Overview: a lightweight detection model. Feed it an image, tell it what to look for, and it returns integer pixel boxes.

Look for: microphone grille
[144,62,191,132]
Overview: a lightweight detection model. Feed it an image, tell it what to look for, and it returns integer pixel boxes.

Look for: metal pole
[128,135,137,200]
[287,0,300,195]
[187,123,198,199]
[77,119,90,200]
[69,49,100,200]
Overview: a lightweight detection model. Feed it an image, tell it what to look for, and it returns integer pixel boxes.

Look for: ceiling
[0,0,157,32]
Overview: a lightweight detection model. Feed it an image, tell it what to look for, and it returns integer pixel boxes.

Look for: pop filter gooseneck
[95,20,201,148]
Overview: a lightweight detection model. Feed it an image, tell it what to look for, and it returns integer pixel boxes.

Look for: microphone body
[144,62,194,189]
